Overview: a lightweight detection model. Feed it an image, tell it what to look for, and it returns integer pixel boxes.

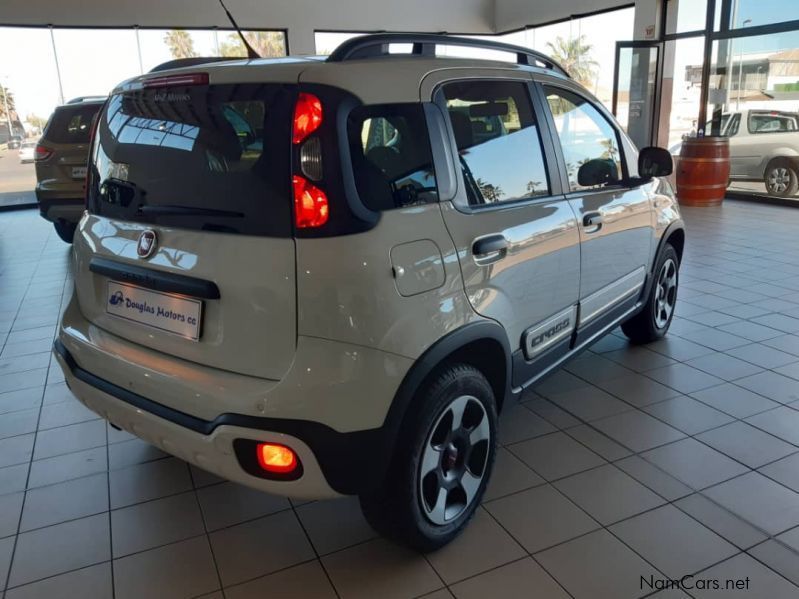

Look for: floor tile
[565,425,632,461]
[426,508,525,584]
[4,563,113,599]
[763,334,799,357]
[1,535,15,589]
[295,496,375,556]
[0,434,34,468]
[111,491,204,557]
[109,457,192,509]
[509,432,605,481]
[536,529,661,599]
[20,472,108,532]
[725,343,799,369]
[482,447,544,501]
[0,491,23,538]
[113,536,219,599]
[759,453,799,492]
[717,320,783,342]
[37,399,98,430]
[690,383,781,418]
[485,484,599,553]
[524,398,581,429]
[735,371,799,405]
[554,464,664,525]
[322,537,442,599]
[774,360,799,381]
[675,493,768,550]
[648,337,716,361]
[42,383,76,405]
[210,510,314,586]
[645,363,725,394]
[641,437,748,490]
[449,557,568,599]
[224,561,337,599]
[196,481,289,532]
[750,313,799,334]
[0,387,42,415]
[697,421,797,468]
[0,408,38,440]
[745,406,799,445]
[685,352,763,381]
[0,463,29,495]
[643,396,734,435]
[592,410,685,453]
[610,504,737,577]
[704,472,799,535]
[603,346,677,372]
[8,513,110,587]
[107,437,168,470]
[32,419,106,460]
[596,373,681,407]
[498,402,556,444]
[692,553,799,598]
[615,455,693,501]
[548,387,632,422]
[563,354,634,383]
[27,446,107,488]
[0,368,47,395]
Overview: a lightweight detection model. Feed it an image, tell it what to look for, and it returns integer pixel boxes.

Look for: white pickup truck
[673,109,799,197]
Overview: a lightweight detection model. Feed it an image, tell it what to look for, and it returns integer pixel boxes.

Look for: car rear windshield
[44,104,104,144]
[87,83,294,237]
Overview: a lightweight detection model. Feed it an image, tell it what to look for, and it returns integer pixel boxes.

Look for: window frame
[538,81,633,197]
[432,77,565,214]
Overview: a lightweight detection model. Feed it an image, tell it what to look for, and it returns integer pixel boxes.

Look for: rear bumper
[36,193,84,224]
[55,338,349,498]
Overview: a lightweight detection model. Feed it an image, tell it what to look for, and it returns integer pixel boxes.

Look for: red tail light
[256,443,298,474]
[293,93,322,144]
[293,175,329,228]
[143,72,209,88]
[34,144,53,162]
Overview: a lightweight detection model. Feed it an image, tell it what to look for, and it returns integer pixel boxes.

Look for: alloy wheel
[654,257,678,329]
[418,395,490,525]
[768,167,791,194]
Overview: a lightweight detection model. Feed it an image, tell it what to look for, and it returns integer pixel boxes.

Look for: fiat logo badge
[137,230,157,259]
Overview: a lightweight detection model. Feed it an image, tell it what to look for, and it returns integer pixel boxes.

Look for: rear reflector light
[299,137,323,181]
[293,175,329,228]
[256,443,298,474]
[143,72,209,88]
[292,92,322,144]
[34,144,53,161]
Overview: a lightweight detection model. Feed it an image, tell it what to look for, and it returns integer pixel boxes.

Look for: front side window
[545,86,624,192]
[443,80,550,206]
[347,104,438,211]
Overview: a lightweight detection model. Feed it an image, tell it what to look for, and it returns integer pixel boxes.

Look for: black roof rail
[326,33,569,77]
[148,56,243,73]
[66,95,107,104]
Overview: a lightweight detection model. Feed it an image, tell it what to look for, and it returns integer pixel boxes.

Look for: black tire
[359,363,497,551]
[765,160,799,198]
[54,221,77,244]
[622,243,679,344]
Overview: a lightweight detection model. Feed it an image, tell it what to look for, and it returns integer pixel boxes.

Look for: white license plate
[71,166,87,179]
[106,281,202,340]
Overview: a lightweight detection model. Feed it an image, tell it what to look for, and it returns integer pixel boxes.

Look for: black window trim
[431,75,566,215]
[538,80,634,199]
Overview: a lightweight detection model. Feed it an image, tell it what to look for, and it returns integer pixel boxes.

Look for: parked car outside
[7,134,22,149]
[18,140,36,163]
[53,34,683,550]
[34,97,106,242]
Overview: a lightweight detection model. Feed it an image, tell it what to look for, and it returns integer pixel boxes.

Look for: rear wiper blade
[137,205,244,217]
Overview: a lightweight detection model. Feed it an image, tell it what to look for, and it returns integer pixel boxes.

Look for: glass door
[613,41,663,149]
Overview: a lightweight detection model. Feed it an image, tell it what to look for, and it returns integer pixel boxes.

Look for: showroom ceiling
[0,0,630,34]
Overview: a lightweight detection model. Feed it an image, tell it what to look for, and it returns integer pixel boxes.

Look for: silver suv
[54,34,684,550]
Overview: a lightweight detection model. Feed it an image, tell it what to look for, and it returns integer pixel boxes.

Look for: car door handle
[472,234,508,264]
[583,212,603,232]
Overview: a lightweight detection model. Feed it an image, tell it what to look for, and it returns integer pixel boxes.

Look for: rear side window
[748,113,798,134]
[43,104,103,144]
[443,80,550,205]
[545,86,624,192]
[88,84,294,237]
[347,104,438,211]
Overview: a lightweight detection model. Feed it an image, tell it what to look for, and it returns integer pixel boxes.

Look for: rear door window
[44,104,104,144]
[88,84,294,236]
[442,80,550,206]
[347,104,438,211]
[748,113,799,133]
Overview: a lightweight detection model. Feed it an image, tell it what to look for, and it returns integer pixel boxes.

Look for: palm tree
[220,32,285,58]
[164,30,197,59]
[546,36,598,88]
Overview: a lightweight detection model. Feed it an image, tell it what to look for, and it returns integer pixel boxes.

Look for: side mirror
[639,146,673,178]
[577,158,619,187]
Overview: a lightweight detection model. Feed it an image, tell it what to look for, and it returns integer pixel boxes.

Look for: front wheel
[53,221,77,244]
[765,161,799,197]
[360,363,497,551]
[622,244,679,344]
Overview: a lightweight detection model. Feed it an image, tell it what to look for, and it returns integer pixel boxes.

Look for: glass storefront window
[666,0,709,35]
[715,0,798,31]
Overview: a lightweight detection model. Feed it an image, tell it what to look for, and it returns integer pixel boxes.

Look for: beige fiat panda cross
[54,34,684,550]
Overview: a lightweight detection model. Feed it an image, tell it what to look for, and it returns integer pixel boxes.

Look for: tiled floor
[1,200,799,598]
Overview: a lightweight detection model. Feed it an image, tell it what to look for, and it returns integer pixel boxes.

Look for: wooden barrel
[676,137,730,207]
